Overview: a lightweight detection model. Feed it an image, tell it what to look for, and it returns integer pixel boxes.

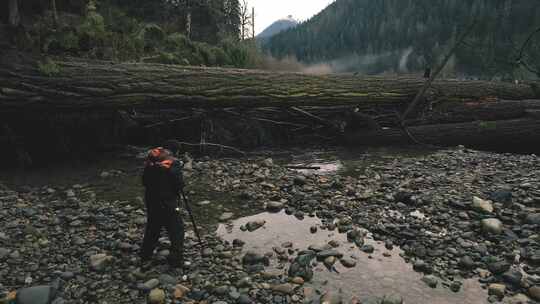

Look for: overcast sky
[248,0,335,35]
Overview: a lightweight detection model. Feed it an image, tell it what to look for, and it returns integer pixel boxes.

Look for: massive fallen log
[345,118,540,150]
[1,58,539,111]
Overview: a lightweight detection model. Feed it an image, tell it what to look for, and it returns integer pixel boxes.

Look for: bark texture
[1,59,538,111]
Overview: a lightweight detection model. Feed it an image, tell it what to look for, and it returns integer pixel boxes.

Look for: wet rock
[0,248,10,260]
[294,176,307,186]
[488,284,506,298]
[394,191,415,205]
[382,294,403,304]
[450,281,462,292]
[525,213,540,225]
[148,288,165,304]
[413,260,429,273]
[89,253,113,272]
[266,201,285,212]
[490,189,512,204]
[481,218,503,235]
[502,269,523,287]
[317,250,343,260]
[271,283,296,295]
[488,260,511,275]
[360,245,375,254]
[310,226,317,233]
[309,244,332,252]
[237,294,253,304]
[528,286,540,301]
[340,258,356,268]
[245,220,266,232]
[144,278,160,290]
[421,275,438,288]
[289,253,315,281]
[459,256,475,270]
[14,285,56,304]
[233,239,245,247]
[242,251,269,266]
[472,196,494,213]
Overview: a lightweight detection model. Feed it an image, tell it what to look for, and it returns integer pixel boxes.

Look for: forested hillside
[266,0,540,78]
[1,0,262,68]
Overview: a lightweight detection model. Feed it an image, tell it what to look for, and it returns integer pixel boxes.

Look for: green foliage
[38,59,61,76]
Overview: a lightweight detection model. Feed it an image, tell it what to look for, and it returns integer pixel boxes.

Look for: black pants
[141,198,184,266]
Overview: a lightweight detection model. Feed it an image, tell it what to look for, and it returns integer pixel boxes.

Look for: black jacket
[142,149,184,207]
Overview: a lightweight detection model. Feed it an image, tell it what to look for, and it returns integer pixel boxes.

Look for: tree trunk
[345,118,540,151]
[0,59,538,111]
[8,0,19,27]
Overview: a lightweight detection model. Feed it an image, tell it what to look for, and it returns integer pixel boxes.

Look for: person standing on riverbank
[140,141,185,269]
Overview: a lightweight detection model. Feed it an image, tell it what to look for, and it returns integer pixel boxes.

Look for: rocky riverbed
[1,146,539,304]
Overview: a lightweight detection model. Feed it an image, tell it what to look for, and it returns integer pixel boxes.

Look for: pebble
[528,286,540,301]
[481,218,503,235]
[148,288,165,304]
[422,275,438,288]
[488,283,506,298]
[472,196,494,213]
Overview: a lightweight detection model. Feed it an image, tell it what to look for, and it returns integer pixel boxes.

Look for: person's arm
[169,160,185,193]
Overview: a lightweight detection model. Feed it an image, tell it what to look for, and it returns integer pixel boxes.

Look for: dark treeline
[1,0,264,68]
[266,0,540,79]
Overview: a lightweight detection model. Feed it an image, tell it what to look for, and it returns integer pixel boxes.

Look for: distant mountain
[266,0,540,78]
[257,16,298,40]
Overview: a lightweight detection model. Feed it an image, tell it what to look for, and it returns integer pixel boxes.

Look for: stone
[525,213,540,225]
[422,275,438,288]
[324,256,337,268]
[291,277,305,285]
[0,248,10,260]
[317,250,343,260]
[158,274,176,285]
[320,291,342,304]
[450,281,462,292]
[481,218,503,235]
[242,251,269,266]
[14,285,55,304]
[361,245,375,254]
[148,288,165,304]
[503,293,530,304]
[219,212,234,221]
[144,278,160,290]
[237,294,253,304]
[528,286,540,301]
[173,284,190,299]
[310,226,317,233]
[197,200,211,206]
[472,196,494,213]
[459,256,475,270]
[266,201,285,212]
[490,189,512,204]
[340,258,356,268]
[263,158,274,167]
[246,220,266,232]
[502,269,523,286]
[488,260,511,275]
[271,283,296,295]
[413,260,429,272]
[488,284,506,298]
[382,294,403,304]
[89,254,113,272]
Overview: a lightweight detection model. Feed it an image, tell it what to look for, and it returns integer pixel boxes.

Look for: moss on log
[0,59,538,111]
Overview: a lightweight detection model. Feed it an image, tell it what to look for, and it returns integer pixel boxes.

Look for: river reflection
[217,211,488,304]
